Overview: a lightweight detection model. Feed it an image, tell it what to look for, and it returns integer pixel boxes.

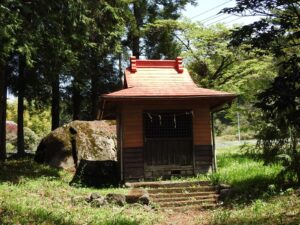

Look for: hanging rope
[158,115,162,126]
[173,114,177,128]
[147,113,153,123]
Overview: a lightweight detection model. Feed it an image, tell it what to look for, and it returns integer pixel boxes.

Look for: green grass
[210,193,300,225]
[212,145,285,202]
[0,158,160,225]
[209,145,300,225]
[0,146,299,225]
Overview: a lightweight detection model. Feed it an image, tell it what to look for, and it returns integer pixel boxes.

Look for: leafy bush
[24,127,39,151]
[6,143,15,153]
[6,123,39,151]
[6,121,17,147]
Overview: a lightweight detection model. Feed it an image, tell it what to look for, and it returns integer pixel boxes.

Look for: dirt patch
[159,209,212,225]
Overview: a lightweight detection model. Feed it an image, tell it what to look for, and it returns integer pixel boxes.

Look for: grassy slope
[210,146,300,225]
[0,159,160,225]
[0,146,299,225]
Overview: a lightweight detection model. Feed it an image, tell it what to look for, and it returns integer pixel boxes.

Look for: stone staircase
[126,181,219,211]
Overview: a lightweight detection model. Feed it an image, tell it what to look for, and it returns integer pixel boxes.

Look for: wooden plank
[123,147,144,179]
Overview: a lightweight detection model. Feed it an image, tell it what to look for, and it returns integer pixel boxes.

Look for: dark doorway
[144,111,193,167]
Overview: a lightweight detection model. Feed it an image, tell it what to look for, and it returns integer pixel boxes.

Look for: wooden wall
[120,100,213,179]
[121,101,212,147]
[122,104,143,148]
[193,107,212,145]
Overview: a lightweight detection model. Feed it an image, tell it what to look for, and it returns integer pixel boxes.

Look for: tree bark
[0,62,7,160]
[72,78,81,121]
[51,73,60,130]
[91,74,98,120]
[17,55,25,156]
[132,2,143,59]
[132,36,140,59]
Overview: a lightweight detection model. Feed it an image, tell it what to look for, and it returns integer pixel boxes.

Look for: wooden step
[150,191,218,199]
[148,186,216,194]
[152,194,219,203]
[125,181,210,188]
[162,204,217,211]
[158,199,217,208]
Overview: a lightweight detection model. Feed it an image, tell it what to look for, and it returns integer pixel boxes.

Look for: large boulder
[34,120,117,171]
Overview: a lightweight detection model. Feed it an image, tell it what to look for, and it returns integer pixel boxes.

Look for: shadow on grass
[0,157,61,184]
[216,152,291,205]
[212,211,300,225]
[0,205,141,225]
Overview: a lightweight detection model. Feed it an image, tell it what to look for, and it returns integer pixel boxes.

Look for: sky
[182,0,262,27]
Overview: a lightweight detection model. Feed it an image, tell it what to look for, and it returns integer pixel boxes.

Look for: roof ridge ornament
[130,56,183,73]
[176,57,183,73]
[130,56,137,73]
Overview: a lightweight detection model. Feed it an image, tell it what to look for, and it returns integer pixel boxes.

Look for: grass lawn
[0,145,299,225]
[209,145,300,225]
[0,159,160,225]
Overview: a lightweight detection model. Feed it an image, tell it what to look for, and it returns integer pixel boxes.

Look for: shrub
[5,123,39,151]
[24,127,39,151]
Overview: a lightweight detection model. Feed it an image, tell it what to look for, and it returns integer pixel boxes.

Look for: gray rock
[131,203,143,208]
[219,188,232,200]
[138,193,150,205]
[35,120,117,170]
[143,205,153,211]
[126,188,148,204]
[71,196,87,205]
[219,183,231,190]
[106,193,126,206]
[91,196,107,207]
[34,121,120,187]
[89,193,101,202]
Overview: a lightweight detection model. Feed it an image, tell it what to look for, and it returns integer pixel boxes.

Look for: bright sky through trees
[182,0,262,26]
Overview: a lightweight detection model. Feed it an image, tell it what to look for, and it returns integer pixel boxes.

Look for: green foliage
[255,56,300,182]
[170,20,277,137]
[24,127,39,151]
[126,0,196,59]
[7,100,51,138]
[223,0,300,183]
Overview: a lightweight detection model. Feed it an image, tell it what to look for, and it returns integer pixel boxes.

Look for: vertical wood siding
[122,105,143,148]
[193,107,212,145]
[121,101,213,180]
[121,101,212,147]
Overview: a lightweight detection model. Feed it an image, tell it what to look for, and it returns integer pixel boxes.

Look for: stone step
[148,186,217,194]
[150,191,218,199]
[162,204,217,211]
[158,199,218,208]
[152,194,219,203]
[125,181,210,188]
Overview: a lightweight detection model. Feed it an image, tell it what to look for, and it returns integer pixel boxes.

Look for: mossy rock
[35,120,117,171]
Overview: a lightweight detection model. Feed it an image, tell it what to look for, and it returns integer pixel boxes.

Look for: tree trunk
[72,78,81,120]
[17,55,25,156]
[132,2,143,59]
[51,73,60,130]
[132,36,140,59]
[91,74,98,120]
[0,63,7,161]
[291,129,300,184]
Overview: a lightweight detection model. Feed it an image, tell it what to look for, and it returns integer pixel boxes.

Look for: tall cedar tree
[70,0,125,120]
[127,0,196,59]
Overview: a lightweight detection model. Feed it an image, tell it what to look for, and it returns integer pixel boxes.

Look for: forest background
[0,0,299,182]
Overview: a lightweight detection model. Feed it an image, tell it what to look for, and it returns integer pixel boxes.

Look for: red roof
[102,57,236,101]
